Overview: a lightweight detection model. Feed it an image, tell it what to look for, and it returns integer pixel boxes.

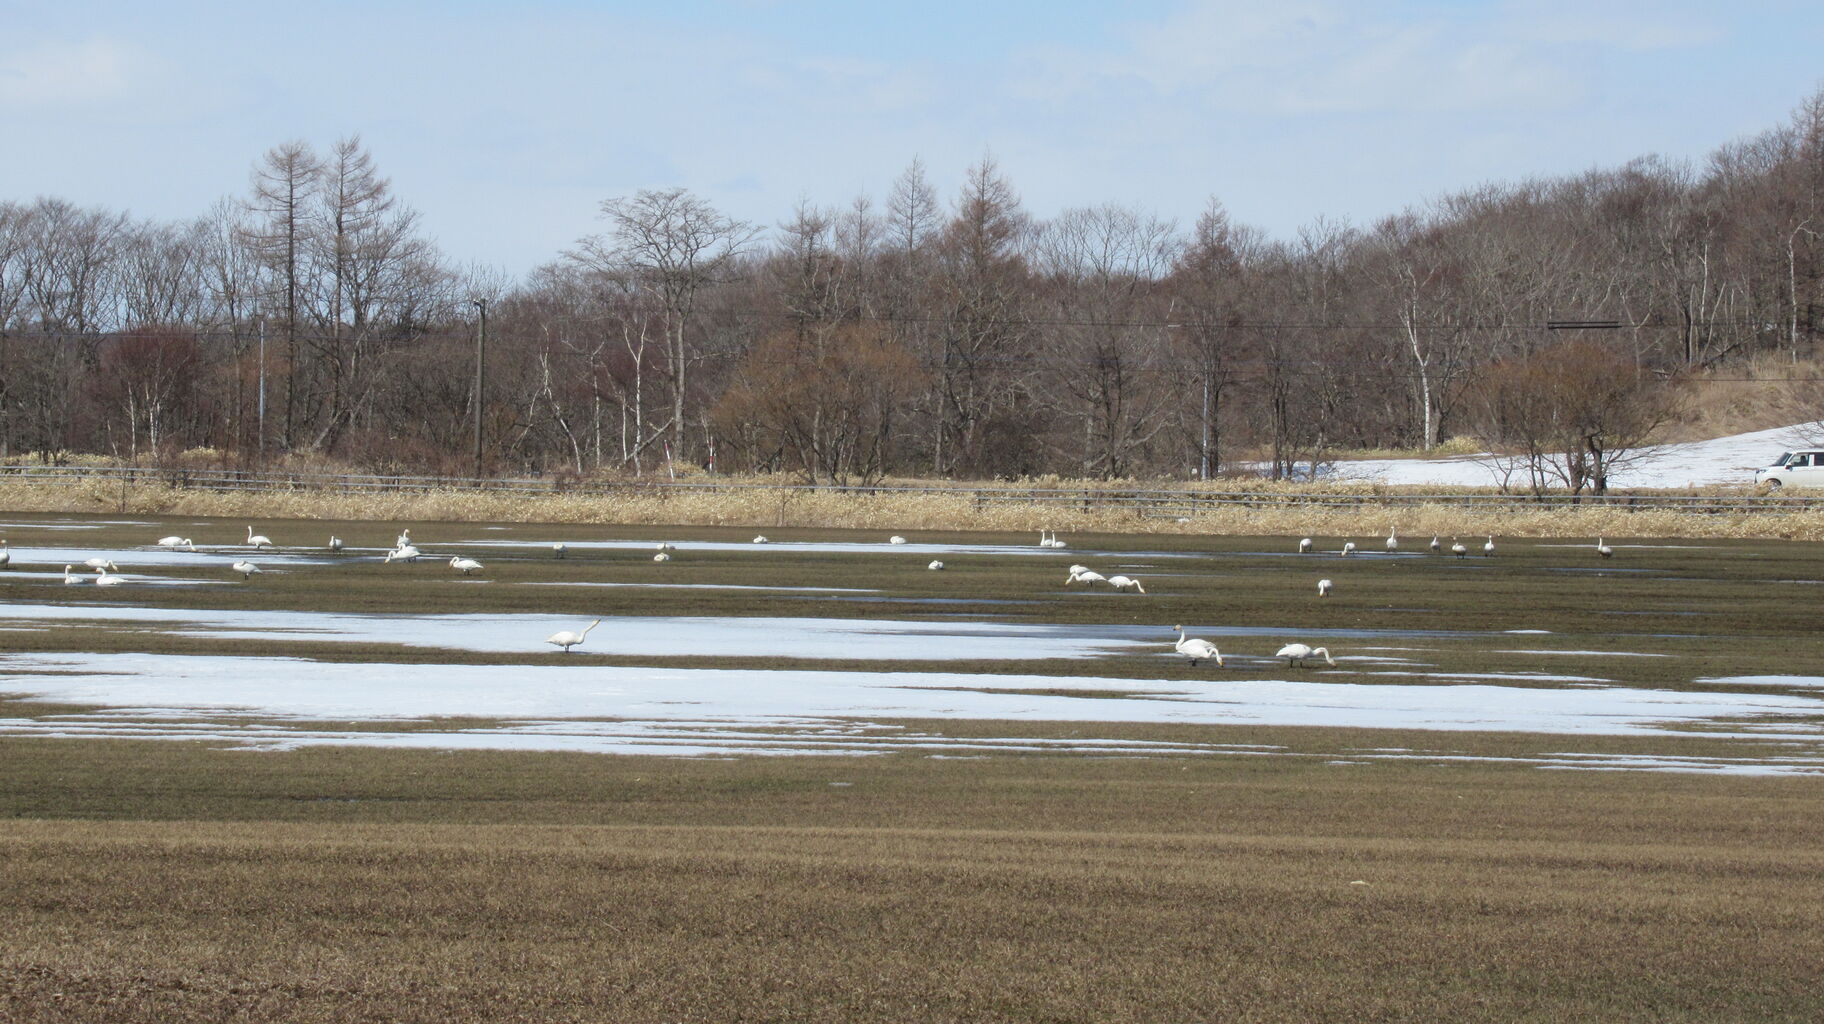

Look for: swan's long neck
[1313,647,1334,665]
[581,620,600,639]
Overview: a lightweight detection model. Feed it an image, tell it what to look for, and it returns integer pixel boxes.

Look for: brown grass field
[3,742,1823,1023]
[8,468,1824,541]
[2,513,1824,1021]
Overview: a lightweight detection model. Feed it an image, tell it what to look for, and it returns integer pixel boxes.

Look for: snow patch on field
[1328,423,1806,489]
[2,653,1821,760]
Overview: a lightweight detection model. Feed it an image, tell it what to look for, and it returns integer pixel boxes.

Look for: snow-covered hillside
[1327,424,1817,489]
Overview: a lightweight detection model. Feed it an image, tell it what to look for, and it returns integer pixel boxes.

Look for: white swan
[396,528,412,549]
[449,555,484,575]
[329,536,343,552]
[546,619,600,653]
[653,552,670,562]
[1108,575,1146,593]
[1066,569,1107,586]
[1385,528,1398,551]
[1596,538,1613,558]
[156,536,194,551]
[1429,535,1441,553]
[0,539,9,568]
[1068,564,1090,576]
[1317,578,1332,598]
[62,564,83,585]
[1450,537,1467,559]
[94,568,126,586]
[244,526,272,549]
[1483,536,1495,556]
[1341,542,1356,556]
[84,557,119,572]
[928,560,945,570]
[1173,625,1222,667]
[552,541,568,559]
[655,542,675,552]
[1275,643,1335,668]
[384,545,422,564]
[889,535,907,545]
[1297,537,1312,553]
[752,535,768,544]
[1047,532,1067,549]
[231,560,261,579]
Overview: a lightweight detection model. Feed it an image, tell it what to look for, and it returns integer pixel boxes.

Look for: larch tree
[934,156,1033,476]
[1170,198,1258,477]
[313,135,393,448]
[884,159,943,466]
[245,140,322,451]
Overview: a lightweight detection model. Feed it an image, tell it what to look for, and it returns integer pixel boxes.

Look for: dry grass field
[3,513,1824,1021]
[7,469,1824,540]
[4,743,1823,1023]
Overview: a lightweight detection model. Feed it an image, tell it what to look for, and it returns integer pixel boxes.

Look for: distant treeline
[4,90,1823,485]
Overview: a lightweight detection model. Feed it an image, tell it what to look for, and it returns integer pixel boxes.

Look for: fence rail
[1,463,1815,517]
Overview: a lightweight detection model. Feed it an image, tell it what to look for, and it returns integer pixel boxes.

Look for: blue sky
[2,1,1820,277]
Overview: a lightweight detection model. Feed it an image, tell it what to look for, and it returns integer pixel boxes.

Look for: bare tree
[934,156,1034,476]
[245,140,322,450]
[1469,339,1675,494]
[1170,199,1261,477]
[312,134,394,448]
[90,328,205,461]
[1035,203,1178,477]
[1369,211,1477,449]
[883,159,943,466]
[714,324,924,484]
[119,218,210,328]
[569,188,759,462]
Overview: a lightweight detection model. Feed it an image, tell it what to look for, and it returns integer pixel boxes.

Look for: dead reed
[5,474,1823,540]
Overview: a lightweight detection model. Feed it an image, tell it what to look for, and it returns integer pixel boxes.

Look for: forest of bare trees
[4,90,1824,487]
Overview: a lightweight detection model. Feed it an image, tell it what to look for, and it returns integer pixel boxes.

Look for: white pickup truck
[1756,450,1824,489]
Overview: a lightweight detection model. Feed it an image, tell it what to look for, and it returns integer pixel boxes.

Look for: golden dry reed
[5,474,1824,540]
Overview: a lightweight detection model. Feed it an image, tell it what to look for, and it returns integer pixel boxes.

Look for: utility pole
[256,314,266,463]
[472,298,487,478]
[1201,367,1212,480]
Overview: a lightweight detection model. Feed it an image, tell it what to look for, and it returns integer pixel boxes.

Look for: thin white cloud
[0,38,142,107]
[1003,0,1720,116]
[1492,1,1721,51]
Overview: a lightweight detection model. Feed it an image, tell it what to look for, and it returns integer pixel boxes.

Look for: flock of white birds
[13,521,1621,667]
